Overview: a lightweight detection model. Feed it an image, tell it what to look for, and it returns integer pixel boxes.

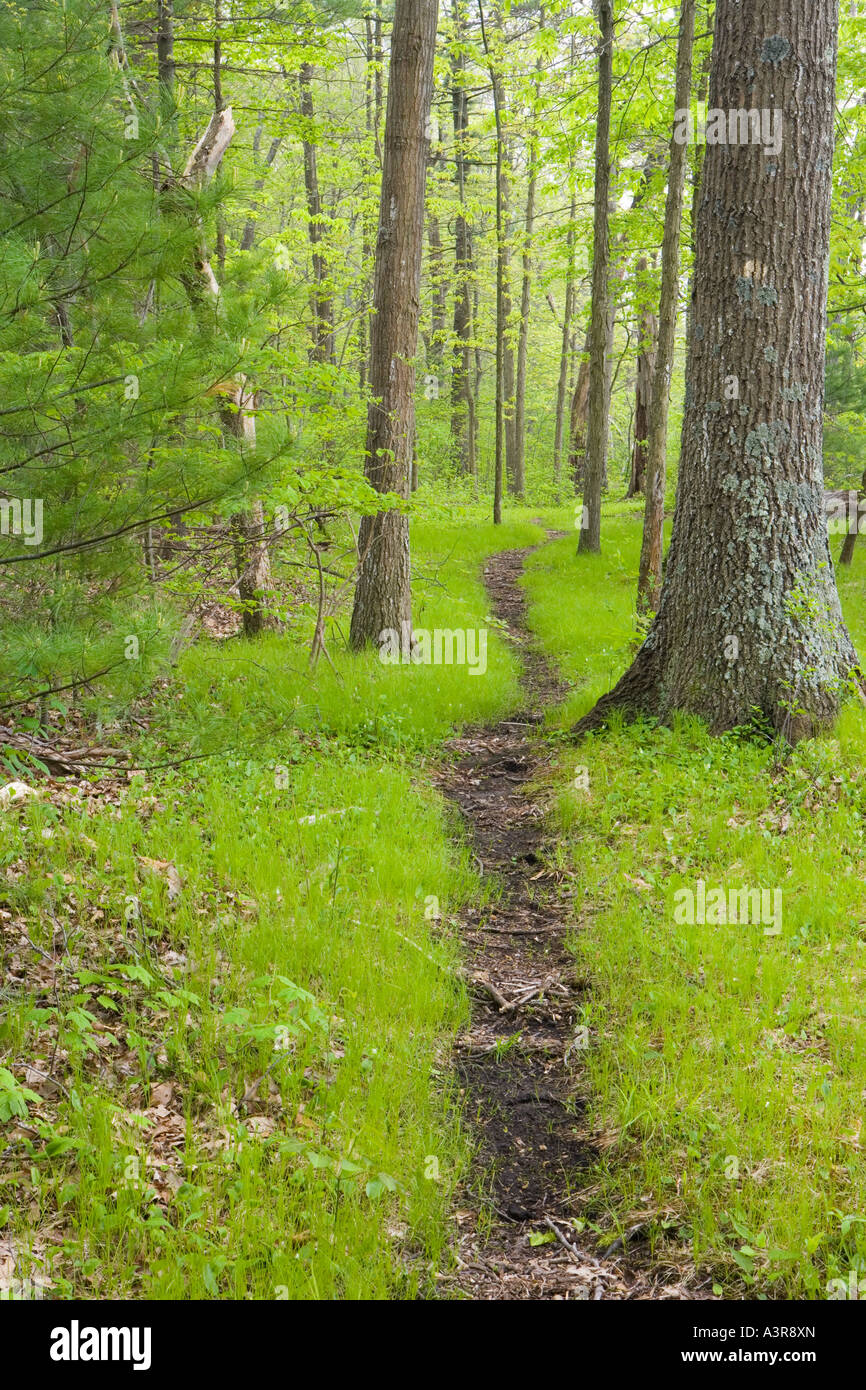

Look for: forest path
[434,537,635,1300]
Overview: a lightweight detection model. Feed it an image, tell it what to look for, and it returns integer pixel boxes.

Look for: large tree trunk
[576,0,859,741]
[635,0,695,610]
[577,0,614,553]
[450,0,476,475]
[349,0,437,648]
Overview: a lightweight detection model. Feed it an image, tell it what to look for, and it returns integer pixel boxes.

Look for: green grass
[523,511,866,1297]
[0,511,545,1300]
[7,497,865,1302]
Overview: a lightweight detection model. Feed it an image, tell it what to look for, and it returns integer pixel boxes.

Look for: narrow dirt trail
[437,540,636,1300]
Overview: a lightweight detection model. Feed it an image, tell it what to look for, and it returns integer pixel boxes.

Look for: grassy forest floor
[2,504,866,1300]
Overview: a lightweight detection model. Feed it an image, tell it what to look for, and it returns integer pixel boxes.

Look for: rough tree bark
[349,0,438,647]
[635,0,695,611]
[450,0,476,475]
[576,0,859,741]
[578,0,614,553]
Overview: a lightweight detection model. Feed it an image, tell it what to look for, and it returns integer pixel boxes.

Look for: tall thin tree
[578,0,614,553]
[350,0,439,647]
[479,0,506,523]
[636,0,695,610]
[450,0,476,475]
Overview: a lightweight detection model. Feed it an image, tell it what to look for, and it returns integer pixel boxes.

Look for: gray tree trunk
[635,0,695,609]
[350,0,438,647]
[578,0,614,553]
[450,0,476,475]
[578,0,859,740]
[299,63,335,365]
[553,184,577,498]
[513,56,543,501]
[628,262,657,498]
[479,0,506,522]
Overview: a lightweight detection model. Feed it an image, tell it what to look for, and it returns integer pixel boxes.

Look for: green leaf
[529,1230,556,1247]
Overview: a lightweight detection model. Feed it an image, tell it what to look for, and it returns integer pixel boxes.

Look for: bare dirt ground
[436,542,713,1301]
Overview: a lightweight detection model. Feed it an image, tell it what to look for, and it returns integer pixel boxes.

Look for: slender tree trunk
[501,147,517,496]
[514,51,543,501]
[240,126,282,252]
[578,0,614,553]
[840,468,866,565]
[450,0,476,475]
[350,0,438,647]
[208,12,272,633]
[569,152,653,497]
[211,35,273,636]
[577,0,859,740]
[426,117,448,367]
[156,0,175,142]
[229,502,273,637]
[427,203,448,366]
[627,263,657,497]
[150,0,177,566]
[493,121,506,522]
[568,324,591,491]
[685,10,711,341]
[359,2,384,389]
[553,182,577,499]
[299,63,334,365]
[487,7,517,496]
[636,0,695,610]
[479,0,506,522]
[601,154,659,498]
[374,5,383,153]
[359,14,374,389]
[213,2,227,275]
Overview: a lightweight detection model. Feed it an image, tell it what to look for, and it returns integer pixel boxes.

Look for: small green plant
[0,1067,40,1121]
